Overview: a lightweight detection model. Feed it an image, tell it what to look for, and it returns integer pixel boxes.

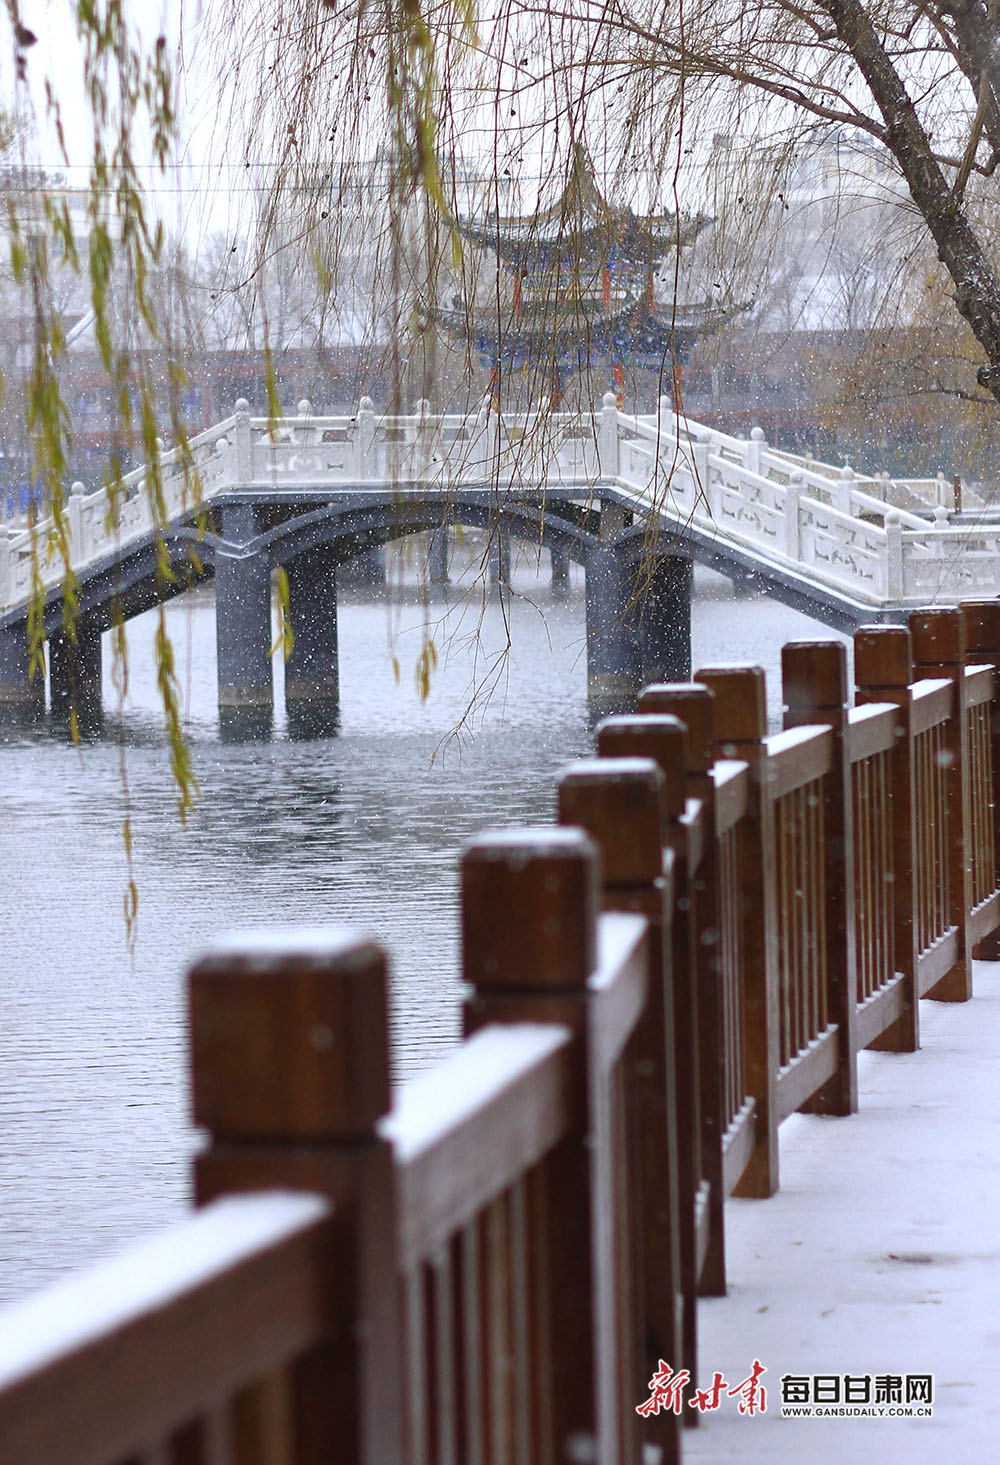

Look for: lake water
[0,555,847,1304]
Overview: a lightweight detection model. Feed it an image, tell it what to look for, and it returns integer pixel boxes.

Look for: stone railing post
[597,390,620,479]
[885,511,903,600]
[68,481,85,554]
[189,930,404,1465]
[692,430,712,515]
[415,397,433,478]
[356,396,376,481]
[835,463,854,516]
[746,425,765,477]
[292,397,316,449]
[233,397,252,485]
[784,470,802,560]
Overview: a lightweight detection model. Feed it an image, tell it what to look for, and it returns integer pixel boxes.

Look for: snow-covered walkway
[683,961,1000,1463]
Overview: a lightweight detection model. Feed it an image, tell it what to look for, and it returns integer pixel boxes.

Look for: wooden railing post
[591,713,704,1418]
[461,828,603,1465]
[854,625,919,1052]
[959,599,1000,959]
[188,931,404,1465]
[781,641,859,1116]
[557,757,682,1465]
[910,607,974,1000]
[636,682,726,1298]
[694,665,780,1198]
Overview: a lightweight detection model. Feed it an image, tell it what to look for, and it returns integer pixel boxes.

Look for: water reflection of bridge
[2,395,998,733]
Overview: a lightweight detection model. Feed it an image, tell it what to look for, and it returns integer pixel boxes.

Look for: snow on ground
[683,961,1000,1464]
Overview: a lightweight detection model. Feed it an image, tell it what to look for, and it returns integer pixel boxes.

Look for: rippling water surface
[0,561,845,1303]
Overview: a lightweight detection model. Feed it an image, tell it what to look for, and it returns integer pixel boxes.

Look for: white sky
[5,1,240,246]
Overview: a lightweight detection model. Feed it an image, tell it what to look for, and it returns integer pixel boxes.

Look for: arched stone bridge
[1,394,997,730]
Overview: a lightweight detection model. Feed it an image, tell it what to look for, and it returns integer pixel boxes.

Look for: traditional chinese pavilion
[438,144,734,404]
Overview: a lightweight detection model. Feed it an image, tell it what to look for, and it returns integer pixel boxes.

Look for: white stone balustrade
[3,400,1000,619]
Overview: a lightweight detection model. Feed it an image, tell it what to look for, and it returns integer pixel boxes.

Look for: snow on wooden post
[959,600,1000,959]
[782,641,859,1117]
[885,511,904,601]
[910,607,973,1002]
[785,470,803,560]
[461,827,602,1465]
[233,398,252,485]
[854,624,919,1053]
[188,929,403,1465]
[356,396,376,481]
[557,757,683,1465]
[597,390,620,479]
[693,664,780,1199]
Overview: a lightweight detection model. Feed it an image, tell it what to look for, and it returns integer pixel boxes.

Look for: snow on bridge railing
[3,395,1000,618]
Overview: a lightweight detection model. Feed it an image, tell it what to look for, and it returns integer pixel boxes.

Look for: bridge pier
[429,524,449,587]
[216,504,273,740]
[49,618,103,729]
[586,544,692,710]
[283,545,339,738]
[638,552,693,683]
[488,529,511,586]
[551,547,570,596]
[585,542,640,712]
[339,545,385,592]
[0,624,43,718]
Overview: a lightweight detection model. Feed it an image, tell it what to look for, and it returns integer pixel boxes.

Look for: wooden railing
[3,599,1000,1464]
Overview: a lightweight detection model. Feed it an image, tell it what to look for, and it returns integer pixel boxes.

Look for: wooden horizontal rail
[909,676,953,735]
[588,912,649,1076]
[721,1101,757,1197]
[917,927,960,994]
[775,1028,840,1122]
[847,701,898,763]
[855,973,908,1049]
[678,798,706,876]
[713,758,750,835]
[965,663,994,707]
[380,1024,574,1270]
[765,723,833,800]
[970,888,1000,944]
[0,1194,339,1465]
